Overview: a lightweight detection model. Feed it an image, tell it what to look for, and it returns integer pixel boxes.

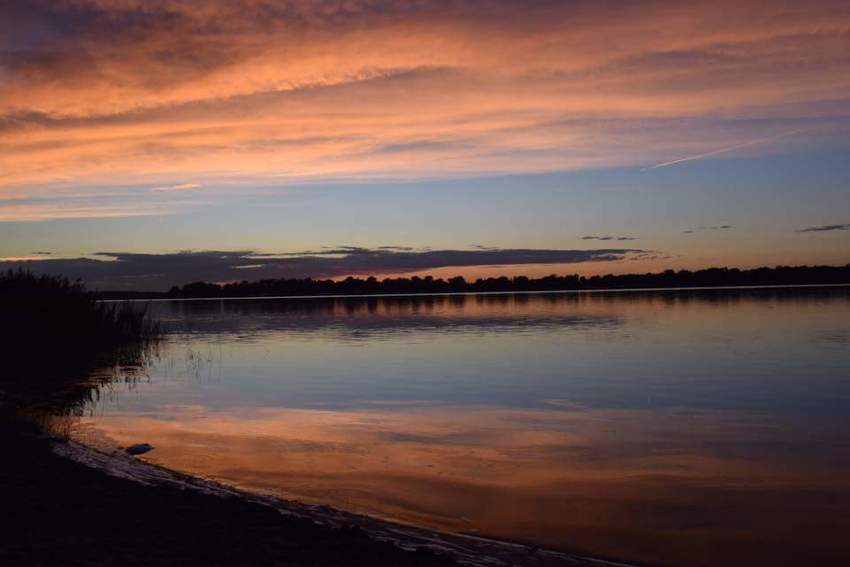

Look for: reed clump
[1,270,160,407]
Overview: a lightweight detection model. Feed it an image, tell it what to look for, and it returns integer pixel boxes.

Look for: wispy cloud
[0,256,52,262]
[0,203,176,222]
[0,190,204,222]
[683,225,734,234]
[645,130,807,170]
[581,235,637,241]
[0,0,848,218]
[796,223,850,233]
[150,183,202,193]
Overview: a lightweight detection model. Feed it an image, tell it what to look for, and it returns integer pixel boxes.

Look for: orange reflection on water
[72,402,850,566]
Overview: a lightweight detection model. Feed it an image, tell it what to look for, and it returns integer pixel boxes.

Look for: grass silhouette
[1,270,160,411]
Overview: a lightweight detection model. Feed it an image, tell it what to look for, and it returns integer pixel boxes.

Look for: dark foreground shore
[0,415,454,567]
[2,415,617,567]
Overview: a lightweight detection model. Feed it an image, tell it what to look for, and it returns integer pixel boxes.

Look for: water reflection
[73,403,850,566]
[69,288,850,566]
[156,287,848,339]
[157,292,626,339]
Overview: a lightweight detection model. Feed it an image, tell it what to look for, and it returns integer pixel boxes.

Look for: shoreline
[102,282,850,303]
[1,405,641,567]
[50,425,638,567]
[0,414,448,567]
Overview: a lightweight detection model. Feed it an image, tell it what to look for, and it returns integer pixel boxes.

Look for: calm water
[69,288,850,566]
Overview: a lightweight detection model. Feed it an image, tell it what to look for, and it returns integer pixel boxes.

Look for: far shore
[99,281,850,302]
[76,264,850,301]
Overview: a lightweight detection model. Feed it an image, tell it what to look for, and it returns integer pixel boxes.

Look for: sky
[1,0,849,290]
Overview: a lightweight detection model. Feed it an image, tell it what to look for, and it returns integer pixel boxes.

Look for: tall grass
[1,270,161,410]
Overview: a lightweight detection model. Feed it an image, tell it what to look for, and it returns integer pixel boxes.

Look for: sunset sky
[2,0,849,289]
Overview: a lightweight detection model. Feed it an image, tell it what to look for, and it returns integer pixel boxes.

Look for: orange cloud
[1,1,849,219]
[150,182,202,192]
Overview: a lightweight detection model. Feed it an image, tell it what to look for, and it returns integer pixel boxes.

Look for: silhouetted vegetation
[0,270,160,410]
[166,264,850,298]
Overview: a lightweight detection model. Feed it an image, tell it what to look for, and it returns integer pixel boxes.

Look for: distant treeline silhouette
[165,264,850,298]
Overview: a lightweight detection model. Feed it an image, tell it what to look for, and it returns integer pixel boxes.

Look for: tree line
[165,264,850,298]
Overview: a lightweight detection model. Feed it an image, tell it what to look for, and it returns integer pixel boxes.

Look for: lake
[66,287,850,566]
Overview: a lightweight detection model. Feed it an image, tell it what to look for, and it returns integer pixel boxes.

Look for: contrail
[644,129,806,171]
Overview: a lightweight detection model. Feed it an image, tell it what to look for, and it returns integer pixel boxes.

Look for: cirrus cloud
[150,183,202,193]
[0,1,849,220]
